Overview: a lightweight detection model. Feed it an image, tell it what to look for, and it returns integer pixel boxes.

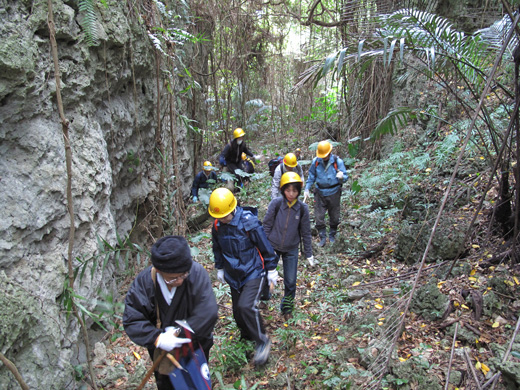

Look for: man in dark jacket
[123,235,218,390]
[191,161,218,202]
[219,128,255,188]
[208,188,278,366]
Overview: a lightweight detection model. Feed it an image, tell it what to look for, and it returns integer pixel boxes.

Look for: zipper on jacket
[280,205,291,247]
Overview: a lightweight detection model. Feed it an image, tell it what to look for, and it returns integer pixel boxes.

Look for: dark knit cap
[151,236,193,273]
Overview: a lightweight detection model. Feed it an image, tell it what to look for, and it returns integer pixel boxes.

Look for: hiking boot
[329,228,337,244]
[253,339,271,366]
[318,229,327,247]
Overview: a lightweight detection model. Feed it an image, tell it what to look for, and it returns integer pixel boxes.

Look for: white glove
[303,189,310,203]
[307,256,315,266]
[164,326,180,335]
[267,270,278,287]
[156,329,190,351]
[193,196,198,203]
[336,171,344,180]
[217,269,225,283]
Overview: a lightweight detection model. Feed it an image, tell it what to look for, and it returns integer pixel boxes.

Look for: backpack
[268,156,284,176]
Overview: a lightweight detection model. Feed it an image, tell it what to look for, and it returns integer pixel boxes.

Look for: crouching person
[209,188,279,366]
[123,235,218,390]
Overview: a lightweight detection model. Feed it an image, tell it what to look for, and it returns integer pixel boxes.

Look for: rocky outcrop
[0,1,195,388]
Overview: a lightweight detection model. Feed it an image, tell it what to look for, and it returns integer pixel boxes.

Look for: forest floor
[94,147,520,390]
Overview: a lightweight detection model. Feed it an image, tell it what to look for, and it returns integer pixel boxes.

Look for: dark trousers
[278,247,299,314]
[230,277,269,346]
[315,188,342,231]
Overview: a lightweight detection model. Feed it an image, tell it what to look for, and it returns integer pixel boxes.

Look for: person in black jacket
[123,236,218,390]
[191,161,218,202]
[218,128,255,188]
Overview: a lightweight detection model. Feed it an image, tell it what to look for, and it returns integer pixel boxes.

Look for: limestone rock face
[0,1,193,388]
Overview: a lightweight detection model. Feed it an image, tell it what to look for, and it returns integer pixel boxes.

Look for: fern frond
[78,0,99,47]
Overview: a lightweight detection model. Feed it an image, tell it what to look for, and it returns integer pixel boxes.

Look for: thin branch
[47,2,98,388]
[464,347,483,390]
[444,322,459,390]
[0,353,29,390]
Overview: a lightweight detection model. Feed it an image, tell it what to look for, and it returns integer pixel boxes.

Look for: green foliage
[370,107,424,140]
[78,0,100,47]
[74,233,147,283]
[126,150,140,173]
[211,336,253,374]
[273,313,307,352]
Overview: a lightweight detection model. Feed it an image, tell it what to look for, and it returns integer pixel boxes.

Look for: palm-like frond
[78,0,99,47]
[370,107,419,140]
[295,8,502,93]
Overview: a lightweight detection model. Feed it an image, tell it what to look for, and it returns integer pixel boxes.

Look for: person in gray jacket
[270,153,305,199]
[263,172,315,320]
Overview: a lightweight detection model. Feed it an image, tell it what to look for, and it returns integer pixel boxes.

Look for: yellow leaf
[133,351,141,360]
[514,277,519,285]
[420,323,426,328]
[468,277,477,282]
[481,363,490,374]
[475,361,481,370]
[461,304,470,310]
[312,336,321,340]
[366,260,370,265]
[398,357,407,362]
[492,322,500,328]
[375,304,383,309]
[454,302,460,307]
[472,244,480,249]
[284,323,288,327]
[379,317,385,321]
[392,267,398,272]
[352,281,361,286]
[470,269,476,276]
[378,322,384,326]
[504,280,514,286]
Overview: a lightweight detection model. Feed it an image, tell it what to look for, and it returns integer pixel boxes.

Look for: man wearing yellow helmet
[270,152,305,199]
[191,161,218,202]
[209,188,278,366]
[263,172,314,321]
[218,128,256,188]
[304,140,348,247]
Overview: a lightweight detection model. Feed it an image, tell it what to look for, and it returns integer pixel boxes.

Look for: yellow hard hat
[283,153,297,168]
[233,128,246,139]
[203,161,212,171]
[280,171,303,189]
[241,152,247,160]
[208,188,237,218]
[316,141,332,158]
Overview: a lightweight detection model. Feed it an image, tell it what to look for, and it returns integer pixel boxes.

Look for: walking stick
[136,349,167,390]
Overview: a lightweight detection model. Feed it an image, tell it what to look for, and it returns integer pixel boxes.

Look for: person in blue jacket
[209,187,278,366]
[263,172,314,321]
[191,161,218,202]
[304,140,348,247]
